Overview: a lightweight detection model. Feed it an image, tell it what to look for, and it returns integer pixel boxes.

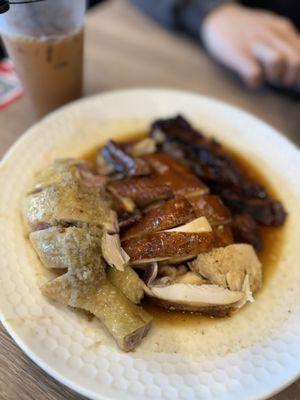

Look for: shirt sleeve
[130,0,231,38]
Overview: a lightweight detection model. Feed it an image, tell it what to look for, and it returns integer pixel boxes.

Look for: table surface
[0,1,299,399]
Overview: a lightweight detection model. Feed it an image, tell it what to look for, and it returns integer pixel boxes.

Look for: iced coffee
[0,0,86,118]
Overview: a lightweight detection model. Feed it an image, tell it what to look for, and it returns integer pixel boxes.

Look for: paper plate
[0,89,300,400]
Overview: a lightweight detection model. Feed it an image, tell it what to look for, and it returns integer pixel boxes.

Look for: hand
[201,4,300,87]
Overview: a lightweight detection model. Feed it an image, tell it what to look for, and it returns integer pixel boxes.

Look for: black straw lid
[0,0,45,14]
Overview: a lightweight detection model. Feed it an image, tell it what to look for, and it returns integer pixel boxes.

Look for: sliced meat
[142,152,208,197]
[122,196,195,240]
[218,187,287,226]
[146,283,244,315]
[42,275,152,352]
[76,163,108,189]
[173,271,207,285]
[23,159,118,233]
[142,262,159,286]
[123,218,213,264]
[190,244,262,294]
[151,115,265,198]
[119,211,143,231]
[188,194,231,226]
[157,264,188,280]
[108,176,173,208]
[109,188,136,216]
[158,255,196,265]
[159,140,185,161]
[232,213,261,250]
[102,140,152,176]
[151,114,204,145]
[101,231,130,271]
[151,115,286,235]
[153,267,206,286]
[107,266,145,304]
[30,225,105,281]
[212,224,234,247]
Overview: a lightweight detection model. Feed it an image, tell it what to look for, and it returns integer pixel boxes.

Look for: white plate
[0,89,300,400]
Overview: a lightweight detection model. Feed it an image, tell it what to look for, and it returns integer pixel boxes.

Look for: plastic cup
[0,0,86,118]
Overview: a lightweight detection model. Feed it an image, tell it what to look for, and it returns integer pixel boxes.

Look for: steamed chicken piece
[42,274,152,352]
[123,217,213,264]
[28,158,81,189]
[190,244,262,294]
[30,225,105,281]
[101,231,130,271]
[24,158,153,351]
[23,159,128,271]
[107,266,145,304]
[24,159,118,233]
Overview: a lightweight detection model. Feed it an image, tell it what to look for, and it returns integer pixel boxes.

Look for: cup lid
[0,0,45,14]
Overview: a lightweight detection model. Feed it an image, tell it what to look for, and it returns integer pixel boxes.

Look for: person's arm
[130,0,229,38]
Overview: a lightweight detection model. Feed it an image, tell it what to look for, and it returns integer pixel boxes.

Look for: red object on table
[0,58,23,110]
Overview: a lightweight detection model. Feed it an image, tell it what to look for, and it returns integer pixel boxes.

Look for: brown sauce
[83,132,285,328]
